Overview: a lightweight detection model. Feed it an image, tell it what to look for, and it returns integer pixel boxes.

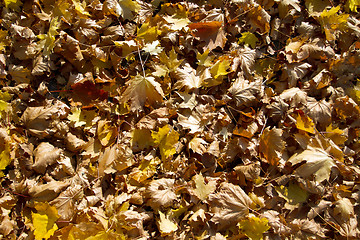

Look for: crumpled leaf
[21,101,69,138]
[208,182,253,230]
[32,142,62,174]
[228,76,262,107]
[31,202,59,240]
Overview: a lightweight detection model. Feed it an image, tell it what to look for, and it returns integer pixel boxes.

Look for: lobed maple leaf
[121,74,164,112]
[151,125,179,160]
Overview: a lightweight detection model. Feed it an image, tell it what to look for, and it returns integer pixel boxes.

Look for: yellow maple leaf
[0,91,11,121]
[238,214,270,240]
[37,17,60,56]
[197,49,214,67]
[4,0,22,10]
[325,124,347,145]
[275,181,309,206]
[158,48,183,73]
[295,112,316,134]
[204,56,231,87]
[71,0,90,16]
[318,6,349,41]
[151,125,179,160]
[97,120,118,147]
[31,202,59,240]
[193,173,216,201]
[131,128,153,151]
[0,30,9,52]
[68,108,97,128]
[137,22,161,43]
[346,0,360,12]
[0,142,10,177]
[129,156,161,183]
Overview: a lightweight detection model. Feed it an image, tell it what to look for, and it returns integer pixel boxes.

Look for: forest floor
[1,0,360,239]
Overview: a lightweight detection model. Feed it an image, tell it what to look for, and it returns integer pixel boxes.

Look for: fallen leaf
[287,147,336,182]
[157,210,178,236]
[31,202,59,240]
[208,182,253,230]
[259,127,285,166]
[238,214,270,240]
[121,74,164,112]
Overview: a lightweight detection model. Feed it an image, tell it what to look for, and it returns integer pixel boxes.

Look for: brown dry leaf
[28,180,70,202]
[259,127,285,166]
[228,75,262,107]
[306,97,332,126]
[21,101,69,138]
[231,46,256,78]
[189,21,227,51]
[290,218,327,239]
[147,178,178,209]
[283,62,312,87]
[208,182,253,230]
[174,63,202,91]
[287,147,336,182]
[247,5,271,34]
[120,74,164,111]
[32,142,62,174]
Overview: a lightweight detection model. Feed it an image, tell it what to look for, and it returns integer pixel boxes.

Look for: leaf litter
[0,0,360,239]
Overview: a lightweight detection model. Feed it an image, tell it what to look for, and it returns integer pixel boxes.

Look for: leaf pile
[0,0,360,239]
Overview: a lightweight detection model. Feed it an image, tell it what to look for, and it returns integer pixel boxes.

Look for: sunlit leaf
[31,202,59,240]
[239,214,270,240]
[151,125,179,160]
